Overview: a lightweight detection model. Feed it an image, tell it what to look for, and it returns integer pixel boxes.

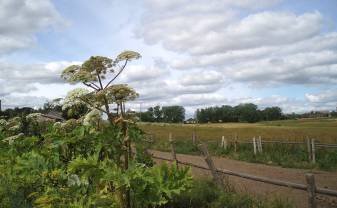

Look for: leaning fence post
[311,139,316,164]
[305,173,317,208]
[253,137,257,155]
[306,137,312,162]
[198,143,226,191]
[169,133,178,168]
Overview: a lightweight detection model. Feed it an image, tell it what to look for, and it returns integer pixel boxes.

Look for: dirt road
[149,150,337,208]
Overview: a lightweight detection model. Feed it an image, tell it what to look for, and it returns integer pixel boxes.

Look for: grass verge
[161,178,294,208]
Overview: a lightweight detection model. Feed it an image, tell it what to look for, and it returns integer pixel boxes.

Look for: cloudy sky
[1,0,337,117]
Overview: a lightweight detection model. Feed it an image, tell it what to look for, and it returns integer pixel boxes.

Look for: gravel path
[149,150,337,208]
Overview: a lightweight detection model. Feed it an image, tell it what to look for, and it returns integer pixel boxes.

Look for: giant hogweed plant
[0,52,191,208]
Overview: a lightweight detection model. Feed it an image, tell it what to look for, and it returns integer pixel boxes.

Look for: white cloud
[0,0,65,54]
[138,1,323,55]
[180,70,224,86]
[1,94,48,109]
[136,1,337,89]
[0,61,80,96]
[119,64,168,82]
[143,0,281,12]
[306,90,337,103]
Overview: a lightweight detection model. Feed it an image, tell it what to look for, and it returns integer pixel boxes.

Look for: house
[184,118,196,124]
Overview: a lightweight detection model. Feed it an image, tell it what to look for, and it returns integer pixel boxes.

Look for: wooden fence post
[306,137,312,162]
[234,133,238,152]
[311,139,316,164]
[253,137,257,155]
[169,133,178,168]
[258,136,263,153]
[221,136,224,148]
[224,137,228,150]
[198,143,226,191]
[192,130,196,145]
[305,173,317,208]
[221,136,228,150]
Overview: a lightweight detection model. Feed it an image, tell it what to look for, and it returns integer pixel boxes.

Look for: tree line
[196,103,282,123]
[139,105,185,123]
[2,102,337,124]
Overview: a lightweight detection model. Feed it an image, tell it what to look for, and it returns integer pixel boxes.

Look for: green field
[139,119,337,170]
[139,118,337,143]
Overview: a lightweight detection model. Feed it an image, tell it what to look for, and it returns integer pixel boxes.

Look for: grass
[161,178,294,208]
[139,119,337,171]
[139,118,337,143]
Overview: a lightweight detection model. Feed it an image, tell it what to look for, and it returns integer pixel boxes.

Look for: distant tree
[234,103,259,123]
[0,107,35,119]
[162,106,185,123]
[140,107,155,122]
[153,105,162,122]
[263,107,282,121]
[220,105,236,122]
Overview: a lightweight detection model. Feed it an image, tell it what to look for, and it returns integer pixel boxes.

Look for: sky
[1,0,337,117]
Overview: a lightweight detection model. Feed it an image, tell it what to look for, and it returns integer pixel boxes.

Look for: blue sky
[1,0,337,116]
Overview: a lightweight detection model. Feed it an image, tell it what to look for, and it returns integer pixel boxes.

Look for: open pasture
[139,118,337,143]
[139,119,337,170]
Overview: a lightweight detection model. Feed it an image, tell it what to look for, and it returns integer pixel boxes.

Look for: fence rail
[146,133,337,208]
[146,132,337,165]
[152,154,337,198]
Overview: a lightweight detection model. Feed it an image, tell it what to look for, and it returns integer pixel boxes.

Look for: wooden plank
[306,173,317,208]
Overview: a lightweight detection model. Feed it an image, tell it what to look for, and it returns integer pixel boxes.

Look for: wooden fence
[144,133,337,208]
[217,136,337,164]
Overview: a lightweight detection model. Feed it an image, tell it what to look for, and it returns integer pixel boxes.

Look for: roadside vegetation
[164,179,294,208]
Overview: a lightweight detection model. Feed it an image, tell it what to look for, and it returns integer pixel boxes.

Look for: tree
[61,52,140,123]
[58,52,191,208]
[61,52,141,208]
[235,103,259,123]
[153,105,162,122]
[140,107,154,122]
[162,106,185,123]
[263,107,282,121]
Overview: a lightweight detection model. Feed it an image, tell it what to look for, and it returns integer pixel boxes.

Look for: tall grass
[161,178,294,208]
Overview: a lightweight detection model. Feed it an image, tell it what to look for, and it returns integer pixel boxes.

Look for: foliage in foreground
[162,179,293,208]
[0,122,192,208]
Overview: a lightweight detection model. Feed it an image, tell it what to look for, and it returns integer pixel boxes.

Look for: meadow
[139,118,337,170]
[140,118,337,143]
